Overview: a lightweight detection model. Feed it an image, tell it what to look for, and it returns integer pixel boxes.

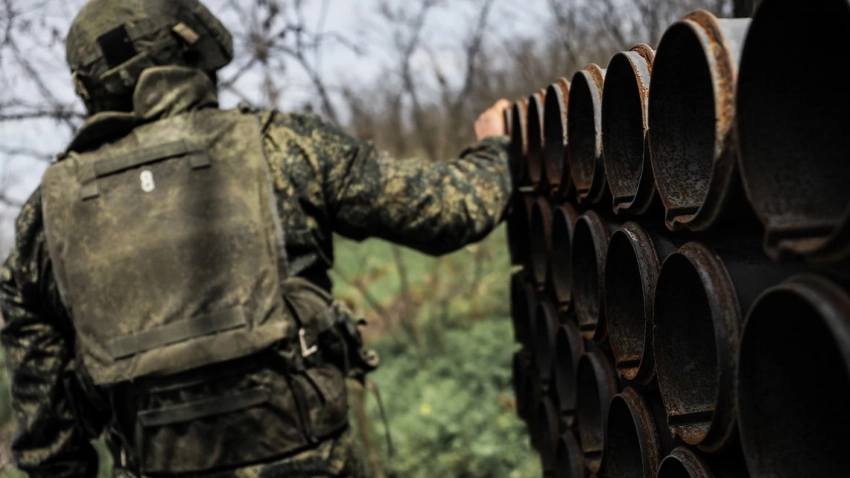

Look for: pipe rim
[653,241,739,451]
[509,99,529,187]
[572,211,610,341]
[648,10,743,231]
[544,78,571,192]
[556,431,584,478]
[568,64,607,204]
[605,223,660,384]
[603,387,662,478]
[550,203,578,307]
[603,46,654,215]
[527,91,547,189]
[657,446,712,478]
[555,321,585,423]
[576,349,618,474]
[737,273,850,476]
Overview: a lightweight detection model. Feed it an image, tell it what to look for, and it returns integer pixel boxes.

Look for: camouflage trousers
[114,428,365,478]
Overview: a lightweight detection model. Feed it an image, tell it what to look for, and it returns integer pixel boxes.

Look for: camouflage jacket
[0,68,511,477]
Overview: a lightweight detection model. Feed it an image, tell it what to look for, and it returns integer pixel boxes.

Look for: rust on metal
[543,77,572,195]
[738,274,850,477]
[557,431,585,478]
[603,387,662,478]
[526,91,548,191]
[549,202,579,309]
[737,0,850,263]
[653,240,799,453]
[602,44,658,216]
[576,349,619,474]
[572,210,619,342]
[604,222,679,385]
[529,196,554,288]
[568,64,609,204]
[554,320,585,429]
[648,10,751,231]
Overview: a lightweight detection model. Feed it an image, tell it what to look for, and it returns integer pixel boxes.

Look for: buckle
[299,328,318,358]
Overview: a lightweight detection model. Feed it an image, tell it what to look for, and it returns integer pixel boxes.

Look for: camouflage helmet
[66,0,233,114]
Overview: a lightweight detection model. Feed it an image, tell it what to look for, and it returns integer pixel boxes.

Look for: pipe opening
[534,300,557,384]
[550,205,576,306]
[657,457,691,478]
[738,280,850,476]
[509,101,528,187]
[527,95,546,187]
[653,253,717,444]
[737,1,850,254]
[530,199,552,286]
[537,397,560,473]
[555,322,584,422]
[576,351,617,473]
[512,352,529,421]
[605,394,644,478]
[568,71,600,195]
[572,215,607,339]
[605,231,647,379]
[603,53,647,203]
[544,81,569,190]
[510,272,530,344]
[657,447,711,478]
[557,432,584,478]
[648,22,716,216]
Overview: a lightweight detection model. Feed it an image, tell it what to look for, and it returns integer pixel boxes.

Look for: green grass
[0,225,538,476]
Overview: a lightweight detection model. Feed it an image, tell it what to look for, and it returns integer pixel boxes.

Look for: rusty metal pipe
[572,210,620,342]
[529,197,554,288]
[657,446,748,478]
[534,299,559,387]
[653,240,799,452]
[602,44,658,216]
[576,349,619,474]
[527,91,547,191]
[737,274,850,477]
[507,194,534,267]
[605,223,680,385]
[554,320,584,429]
[737,0,850,262]
[648,10,751,231]
[557,431,585,478]
[544,78,572,196]
[537,396,560,475]
[509,99,529,189]
[549,202,579,309]
[568,64,608,204]
[602,387,662,478]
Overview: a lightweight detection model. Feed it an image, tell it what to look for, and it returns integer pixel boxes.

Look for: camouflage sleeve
[0,189,100,478]
[264,112,513,256]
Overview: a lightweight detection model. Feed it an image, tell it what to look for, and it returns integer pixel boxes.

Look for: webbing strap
[93,139,209,178]
[108,307,247,360]
[137,387,270,427]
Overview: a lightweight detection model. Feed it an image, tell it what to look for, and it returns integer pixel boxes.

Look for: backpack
[42,107,375,473]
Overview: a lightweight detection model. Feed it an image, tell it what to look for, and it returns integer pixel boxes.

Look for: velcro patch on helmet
[173,22,200,45]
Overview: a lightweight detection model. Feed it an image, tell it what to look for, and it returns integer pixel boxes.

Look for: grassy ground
[0,226,539,477]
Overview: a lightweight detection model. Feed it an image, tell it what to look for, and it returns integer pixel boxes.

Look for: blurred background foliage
[0,0,753,475]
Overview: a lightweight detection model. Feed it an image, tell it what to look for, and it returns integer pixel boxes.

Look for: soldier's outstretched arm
[264,100,514,256]
[0,190,100,478]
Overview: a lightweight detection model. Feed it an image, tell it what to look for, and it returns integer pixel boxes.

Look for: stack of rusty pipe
[506,1,850,477]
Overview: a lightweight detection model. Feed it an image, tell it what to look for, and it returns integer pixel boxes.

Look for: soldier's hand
[475,99,511,141]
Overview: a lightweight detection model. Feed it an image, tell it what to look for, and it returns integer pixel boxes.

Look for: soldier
[0,0,512,477]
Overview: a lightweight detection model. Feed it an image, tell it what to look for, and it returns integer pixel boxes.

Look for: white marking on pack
[140,170,155,193]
